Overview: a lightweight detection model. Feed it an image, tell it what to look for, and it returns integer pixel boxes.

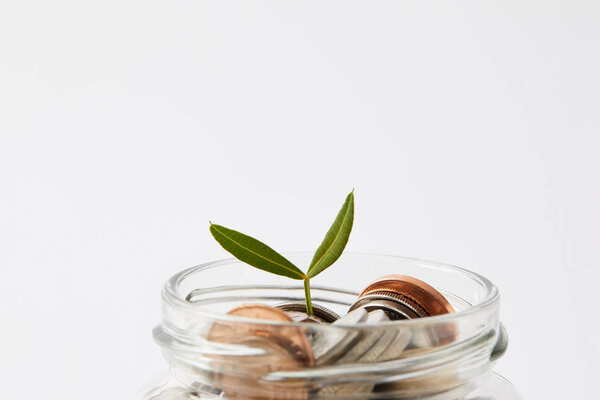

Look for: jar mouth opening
[162,252,499,329]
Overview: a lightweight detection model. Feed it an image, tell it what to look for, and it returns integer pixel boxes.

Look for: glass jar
[139,253,523,400]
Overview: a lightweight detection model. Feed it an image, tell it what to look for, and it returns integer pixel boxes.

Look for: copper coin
[208,304,315,366]
[212,336,307,400]
[358,274,455,317]
[207,304,313,400]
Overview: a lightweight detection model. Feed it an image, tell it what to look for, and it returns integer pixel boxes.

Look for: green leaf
[209,223,306,280]
[306,191,354,279]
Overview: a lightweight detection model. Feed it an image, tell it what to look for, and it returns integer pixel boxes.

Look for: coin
[333,309,389,364]
[312,307,368,366]
[350,275,456,348]
[353,275,455,318]
[350,296,423,320]
[212,336,307,400]
[207,304,314,400]
[275,301,340,323]
[377,325,412,362]
[208,304,314,366]
[318,311,398,398]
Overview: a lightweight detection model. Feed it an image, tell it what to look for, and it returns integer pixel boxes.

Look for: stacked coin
[206,275,456,400]
[350,274,456,348]
[207,304,314,400]
[315,275,455,398]
[350,274,455,319]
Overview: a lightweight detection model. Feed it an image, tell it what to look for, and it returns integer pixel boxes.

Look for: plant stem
[303,278,314,315]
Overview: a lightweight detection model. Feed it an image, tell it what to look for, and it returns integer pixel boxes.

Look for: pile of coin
[206,274,457,400]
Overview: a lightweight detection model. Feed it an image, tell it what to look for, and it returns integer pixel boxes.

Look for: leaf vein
[211,225,305,279]
[309,202,352,274]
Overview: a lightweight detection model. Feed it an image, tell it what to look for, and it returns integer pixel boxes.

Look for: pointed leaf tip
[306,191,354,279]
[209,224,306,280]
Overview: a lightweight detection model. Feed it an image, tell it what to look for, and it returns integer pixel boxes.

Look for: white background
[1,1,599,399]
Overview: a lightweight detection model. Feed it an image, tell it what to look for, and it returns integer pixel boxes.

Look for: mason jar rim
[161,252,499,328]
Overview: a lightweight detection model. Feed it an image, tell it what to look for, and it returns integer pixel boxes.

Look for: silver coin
[284,311,327,323]
[410,326,439,348]
[332,309,389,364]
[349,294,424,319]
[378,326,412,361]
[312,308,368,365]
[350,294,442,349]
[357,326,397,364]
[318,311,395,398]
[320,380,375,398]
[274,301,340,323]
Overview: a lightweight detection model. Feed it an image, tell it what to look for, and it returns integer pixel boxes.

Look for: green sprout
[209,190,354,315]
